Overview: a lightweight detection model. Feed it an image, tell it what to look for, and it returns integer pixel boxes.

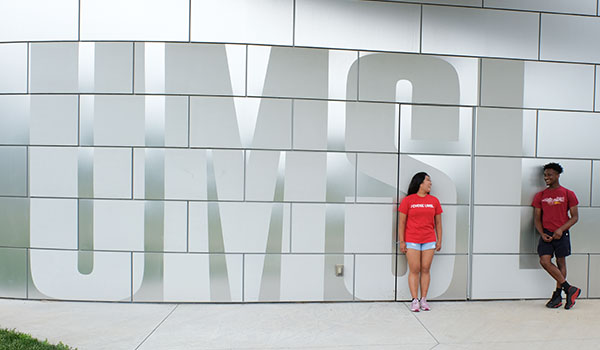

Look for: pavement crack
[405,302,440,346]
[134,304,179,350]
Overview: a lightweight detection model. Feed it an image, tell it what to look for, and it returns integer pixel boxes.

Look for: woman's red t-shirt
[398,194,443,243]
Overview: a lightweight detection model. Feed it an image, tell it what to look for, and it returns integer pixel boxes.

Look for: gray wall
[1,0,599,302]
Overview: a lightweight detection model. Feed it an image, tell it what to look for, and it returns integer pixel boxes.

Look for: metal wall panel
[538,111,600,159]
[290,203,395,254]
[0,96,29,145]
[80,0,189,41]
[400,105,472,155]
[93,200,145,251]
[590,255,600,297]
[293,100,398,152]
[245,254,354,302]
[134,43,246,96]
[190,97,292,150]
[354,255,396,301]
[29,147,78,198]
[30,42,133,93]
[30,96,79,146]
[473,206,535,254]
[247,46,357,100]
[596,66,600,112]
[188,202,291,254]
[475,107,536,157]
[162,149,207,201]
[346,102,399,152]
[422,6,539,59]
[356,153,398,203]
[0,198,29,248]
[295,0,421,52]
[593,161,600,207]
[163,253,211,302]
[136,149,244,201]
[0,0,78,41]
[481,59,595,111]
[397,255,467,300]
[284,152,355,202]
[29,43,78,93]
[30,198,77,250]
[0,248,27,299]
[359,52,479,106]
[29,249,132,301]
[163,201,189,253]
[135,252,243,302]
[571,208,600,253]
[484,0,597,15]
[471,254,588,299]
[0,44,27,93]
[81,95,188,147]
[92,148,132,199]
[475,157,591,206]
[541,14,600,63]
[440,205,470,254]
[400,155,471,205]
[0,95,79,146]
[385,0,481,6]
[190,0,293,45]
[0,147,27,196]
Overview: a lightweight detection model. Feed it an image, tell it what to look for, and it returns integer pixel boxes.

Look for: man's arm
[553,206,579,239]
[534,207,552,242]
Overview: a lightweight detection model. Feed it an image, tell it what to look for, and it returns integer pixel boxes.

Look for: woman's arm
[398,212,407,253]
[434,214,442,251]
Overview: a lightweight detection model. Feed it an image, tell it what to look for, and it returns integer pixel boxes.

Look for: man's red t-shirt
[398,194,443,243]
[532,186,578,232]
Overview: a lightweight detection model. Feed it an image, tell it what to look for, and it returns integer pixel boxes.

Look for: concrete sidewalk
[1,299,598,350]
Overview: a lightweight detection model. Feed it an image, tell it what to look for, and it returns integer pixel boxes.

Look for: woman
[398,172,443,312]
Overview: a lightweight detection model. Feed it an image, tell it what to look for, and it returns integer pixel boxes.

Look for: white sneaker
[410,298,420,312]
[420,298,430,311]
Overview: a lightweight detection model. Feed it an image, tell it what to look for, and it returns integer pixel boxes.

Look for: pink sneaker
[410,298,420,312]
[420,298,430,311]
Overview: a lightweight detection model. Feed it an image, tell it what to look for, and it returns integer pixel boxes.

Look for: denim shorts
[406,242,436,251]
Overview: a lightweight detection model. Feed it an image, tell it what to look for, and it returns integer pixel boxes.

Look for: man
[532,162,580,309]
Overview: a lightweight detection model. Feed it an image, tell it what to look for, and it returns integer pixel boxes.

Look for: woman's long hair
[407,172,429,196]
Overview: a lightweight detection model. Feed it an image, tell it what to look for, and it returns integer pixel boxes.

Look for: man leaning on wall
[532,162,581,309]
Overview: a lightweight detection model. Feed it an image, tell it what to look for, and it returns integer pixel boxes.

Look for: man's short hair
[543,162,563,174]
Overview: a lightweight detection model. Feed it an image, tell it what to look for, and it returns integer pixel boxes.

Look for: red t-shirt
[532,186,578,232]
[398,194,443,243]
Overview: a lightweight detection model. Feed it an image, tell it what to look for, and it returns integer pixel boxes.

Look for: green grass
[0,329,75,350]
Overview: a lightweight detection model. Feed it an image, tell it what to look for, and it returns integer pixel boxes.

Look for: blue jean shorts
[406,242,436,251]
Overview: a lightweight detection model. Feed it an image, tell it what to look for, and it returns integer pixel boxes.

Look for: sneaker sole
[565,288,581,310]
[546,302,562,309]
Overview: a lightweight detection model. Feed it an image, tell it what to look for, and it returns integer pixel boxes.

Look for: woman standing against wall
[398,172,443,312]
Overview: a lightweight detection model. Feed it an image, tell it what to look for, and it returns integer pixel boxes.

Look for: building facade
[1,0,599,302]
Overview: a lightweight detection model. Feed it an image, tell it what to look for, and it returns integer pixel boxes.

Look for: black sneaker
[565,286,581,310]
[545,290,562,308]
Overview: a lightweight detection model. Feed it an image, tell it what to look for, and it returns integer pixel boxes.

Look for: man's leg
[539,255,566,283]
[555,257,567,286]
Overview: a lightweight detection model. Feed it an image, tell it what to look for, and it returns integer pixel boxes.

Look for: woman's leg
[406,248,422,299]
[419,249,435,299]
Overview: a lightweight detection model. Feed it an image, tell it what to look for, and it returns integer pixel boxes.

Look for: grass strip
[0,328,75,350]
